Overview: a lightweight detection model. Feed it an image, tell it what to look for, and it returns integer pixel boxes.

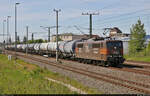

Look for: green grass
[0,54,100,94]
[124,47,150,62]
[124,55,150,62]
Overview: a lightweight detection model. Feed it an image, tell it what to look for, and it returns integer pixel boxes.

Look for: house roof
[52,33,75,36]
[110,27,122,33]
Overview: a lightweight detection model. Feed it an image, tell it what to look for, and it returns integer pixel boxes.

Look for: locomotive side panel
[75,41,107,61]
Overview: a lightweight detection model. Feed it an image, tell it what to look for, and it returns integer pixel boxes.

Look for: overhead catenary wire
[95,8,150,23]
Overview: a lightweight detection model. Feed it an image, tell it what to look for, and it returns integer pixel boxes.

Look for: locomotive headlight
[108,55,112,57]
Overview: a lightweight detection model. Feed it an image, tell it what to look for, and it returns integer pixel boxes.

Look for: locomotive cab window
[92,43,100,48]
[88,43,92,48]
[107,42,122,48]
[77,44,83,48]
[101,43,103,48]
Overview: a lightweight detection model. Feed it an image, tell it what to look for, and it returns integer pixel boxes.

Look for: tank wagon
[7,38,125,67]
[28,43,35,53]
[34,43,41,54]
[22,44,27,52]
[47,42,61,56]
[59,39,82,58]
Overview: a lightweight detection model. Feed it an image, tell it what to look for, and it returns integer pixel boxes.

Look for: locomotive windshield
[106,41,123,55]
[107,41,122,48]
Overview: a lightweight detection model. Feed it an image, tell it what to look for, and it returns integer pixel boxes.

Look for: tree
[129,19,146,55]
[31,33,34,42]
[146,41,150,55]
[28,40,34,44]
[54,36,62,42]
[17,36,20,43]
[44,40,48,43]
[27,39,44,44]
[35,39,44,43]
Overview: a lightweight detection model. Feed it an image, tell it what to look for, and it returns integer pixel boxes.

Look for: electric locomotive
[75,39,125,66]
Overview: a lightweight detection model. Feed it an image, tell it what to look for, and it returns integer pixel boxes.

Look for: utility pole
[31,33,34,42]
[82,12,99,38]
[3,20,6,43]
[15,2,20,60]
[26,26,28,55]
[48,27,50,42]
[7,16,11,47]
[54,9,61,62]
[3,20,6,53]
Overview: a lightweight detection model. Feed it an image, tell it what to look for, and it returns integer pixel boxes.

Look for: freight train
[6,38,125,67]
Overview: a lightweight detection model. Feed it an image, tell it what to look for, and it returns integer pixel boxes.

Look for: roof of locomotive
[76,39,122,44]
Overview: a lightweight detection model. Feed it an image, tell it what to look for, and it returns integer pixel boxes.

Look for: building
[109,27,130,37]
[51,33,99,42]
[111,30,150,54]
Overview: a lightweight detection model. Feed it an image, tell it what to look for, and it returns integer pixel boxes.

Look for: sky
[0,0,150,42]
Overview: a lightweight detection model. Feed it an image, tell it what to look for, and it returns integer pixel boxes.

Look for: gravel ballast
[16,55,145,94]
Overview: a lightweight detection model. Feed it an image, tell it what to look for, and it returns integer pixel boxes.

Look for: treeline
[129,19,150,56]
[7,35,63,44]
[10,38,47,44]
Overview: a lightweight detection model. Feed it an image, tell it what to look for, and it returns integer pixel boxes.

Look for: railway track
[124,61,150,69]
[6,50,150,76]
[56,56,150,76]
[6,51,150,94]
[110,67,150,76]
[126,60,150,65]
